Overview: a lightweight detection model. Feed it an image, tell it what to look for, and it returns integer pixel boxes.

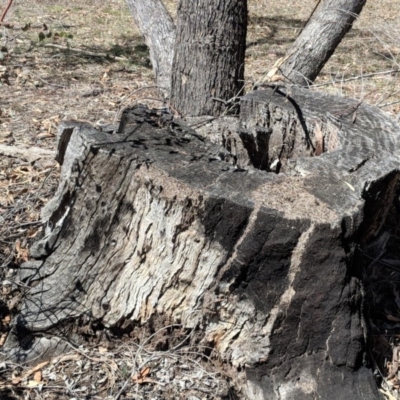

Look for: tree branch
[0,0,14,24]
[126,0,176,94]
[280,0,367,86]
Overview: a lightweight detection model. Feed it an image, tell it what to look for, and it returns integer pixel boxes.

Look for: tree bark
[4,86,400,398]
[126,0,175,92]
[280,0,367,86]
[170,0,247,117]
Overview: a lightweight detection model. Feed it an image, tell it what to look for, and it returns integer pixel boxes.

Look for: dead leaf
[27,228,41,239]
[33,371,41,383]
[132,366,151,384]
[36,132,55,139]
[12,360,49,385]
[7,294,22,311]
[52,353,81,364]
[26,380,40,388]
[15,240,29,262]
[6,190,14,205]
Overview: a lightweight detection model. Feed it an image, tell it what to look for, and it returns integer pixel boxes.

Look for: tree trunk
[170,0,247,117]
[126,0,175,92]
[280,0,366,86]
[4,86,400,398]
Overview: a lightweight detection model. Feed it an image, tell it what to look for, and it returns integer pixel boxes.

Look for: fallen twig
[43,43,115,59]
[30,72,66,89]
[314,69,400,87]
[0,144,54,162]
[380,100,400,108]
[0,0,13,24]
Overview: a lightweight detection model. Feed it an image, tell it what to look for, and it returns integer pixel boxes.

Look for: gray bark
[170,0,247,117]
[126,0,175,92]
[280,0,367,86]
[4,86,400,398]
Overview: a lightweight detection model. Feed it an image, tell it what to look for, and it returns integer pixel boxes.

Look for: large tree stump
[4,86,400,399]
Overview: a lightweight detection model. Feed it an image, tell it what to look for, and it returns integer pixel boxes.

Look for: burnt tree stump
[4,86,400,399]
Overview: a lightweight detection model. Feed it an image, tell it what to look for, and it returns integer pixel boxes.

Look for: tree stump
[5,86,400,399]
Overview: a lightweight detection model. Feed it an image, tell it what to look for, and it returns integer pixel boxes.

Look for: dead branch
[0,0,13,24]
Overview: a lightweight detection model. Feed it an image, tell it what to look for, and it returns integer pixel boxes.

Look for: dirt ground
[0,0,400,398]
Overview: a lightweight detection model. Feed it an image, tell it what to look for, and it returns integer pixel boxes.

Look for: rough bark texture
[126,0,175,92]
[5,87,400,399]
[281,0,367,86]
[170,0,247,117]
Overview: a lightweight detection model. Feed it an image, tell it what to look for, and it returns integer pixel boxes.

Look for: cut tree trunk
[170,0,247,117]
[5,87,400,399]
[280,0,367,86]
[125,0,175,92]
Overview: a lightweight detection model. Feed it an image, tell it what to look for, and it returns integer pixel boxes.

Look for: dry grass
[1,0,400,398]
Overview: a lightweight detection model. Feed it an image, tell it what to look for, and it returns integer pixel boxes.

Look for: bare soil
[0,0,400,398]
